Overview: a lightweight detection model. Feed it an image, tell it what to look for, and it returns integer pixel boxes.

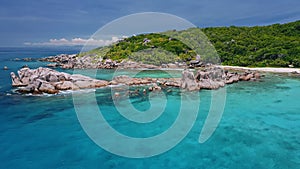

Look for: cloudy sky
[0,0,299,47]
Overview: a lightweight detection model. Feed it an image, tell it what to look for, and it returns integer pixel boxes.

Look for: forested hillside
[202,20,300,67]
[81,20,300,67]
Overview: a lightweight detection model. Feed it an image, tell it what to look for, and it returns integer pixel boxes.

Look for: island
[10,20,300,94]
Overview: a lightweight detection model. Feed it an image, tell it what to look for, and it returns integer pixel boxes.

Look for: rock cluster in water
[40,54,192,69]
[11,66,261,94]
[180,66,260,91]
[11,67,108,94]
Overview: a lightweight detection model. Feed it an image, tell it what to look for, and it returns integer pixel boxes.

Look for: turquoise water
[0,47,299,168]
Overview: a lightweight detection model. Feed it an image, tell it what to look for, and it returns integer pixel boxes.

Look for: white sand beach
[219,66,300,74]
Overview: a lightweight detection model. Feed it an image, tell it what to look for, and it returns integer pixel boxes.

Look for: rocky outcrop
[40,54,92,69]
[11,67,108,94]
[11,72,25,87]
[41,54,118,69]
[181,70,200,91]
[11,66,262,95]
[110,75,155,86]
[179,66,261,91]
[107,67,260,92]
[40,54,188,69]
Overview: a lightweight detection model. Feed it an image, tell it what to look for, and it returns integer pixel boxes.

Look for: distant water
[0,47,299,169]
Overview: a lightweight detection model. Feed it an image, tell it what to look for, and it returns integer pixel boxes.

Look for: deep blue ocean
[0,47,299,169]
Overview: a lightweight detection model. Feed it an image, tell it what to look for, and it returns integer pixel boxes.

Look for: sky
[0,0,299,47]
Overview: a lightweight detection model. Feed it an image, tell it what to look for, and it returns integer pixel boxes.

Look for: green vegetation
[80,33,197,65]
[80,20,300,67]
[202,20,300,67]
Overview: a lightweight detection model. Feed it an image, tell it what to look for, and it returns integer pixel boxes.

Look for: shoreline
[10,66,261,95]
[37,54,300,74]
[219,66,300,74]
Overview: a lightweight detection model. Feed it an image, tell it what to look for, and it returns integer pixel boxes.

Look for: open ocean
[0,47,299,169]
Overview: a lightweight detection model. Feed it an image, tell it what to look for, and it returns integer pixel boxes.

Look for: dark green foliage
[105,33,197,64]
[164,28,220,64]
[202,20,300,67]
[129,48,180,65]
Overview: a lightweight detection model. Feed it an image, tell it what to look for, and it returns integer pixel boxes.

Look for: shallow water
[0,47,299,169]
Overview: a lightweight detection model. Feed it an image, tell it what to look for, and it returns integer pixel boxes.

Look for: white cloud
[24,36,127,47]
